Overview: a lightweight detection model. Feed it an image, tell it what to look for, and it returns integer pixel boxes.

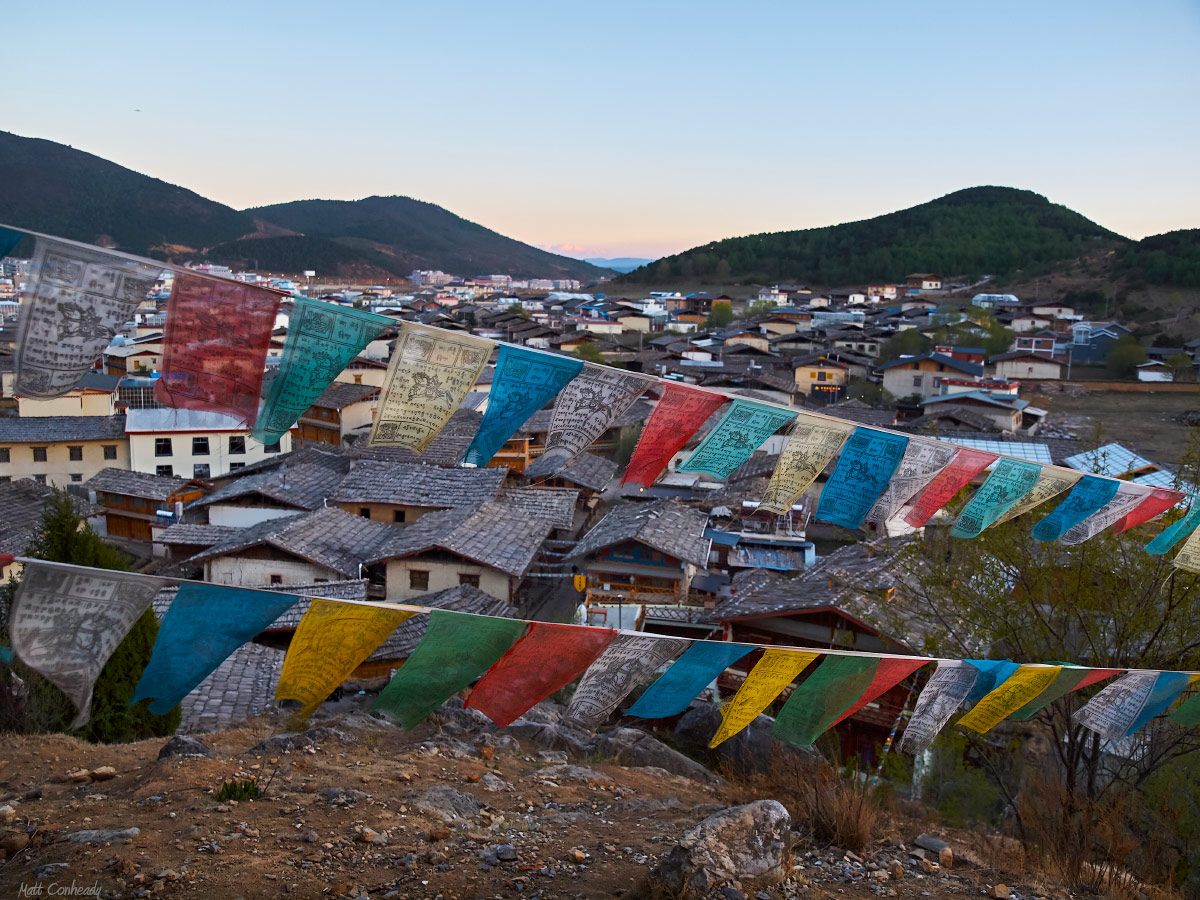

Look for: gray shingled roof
[367,585,516,662]
[0,479,101,557]
[151,579,369,625]
[568,499,711,568]
[156,523,245,547]
[333,460,506,507]
[367,500,555,577]
[310,382,379,410]
[497,487,579,530]
[85,467,195,501]
[552,453,618,492]
[0,415,128,442]
[185,508,397,577]
[190,462,347,511]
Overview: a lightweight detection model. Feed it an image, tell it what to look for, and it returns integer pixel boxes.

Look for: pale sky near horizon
[7,1,1199,259]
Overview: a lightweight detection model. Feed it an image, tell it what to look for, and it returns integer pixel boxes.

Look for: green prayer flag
[1008,668,1090,720]
[372,610,527,730]
[773,655,879,747]
[1169,686,1200,727]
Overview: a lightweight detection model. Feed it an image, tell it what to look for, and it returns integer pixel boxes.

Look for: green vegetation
[1106,334,1149,378]
[620,186,1122,286]
[506,302,531,319]
[878,330,933,362]
[215,779,262,802]
[572,343,607,365]
[1116,229,1200,287]
[204,235,396,279]
[704,304,735,328]
[0,490,180,741]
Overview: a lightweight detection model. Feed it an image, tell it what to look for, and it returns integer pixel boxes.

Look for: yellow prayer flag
[276,599,415,719]
[710,648,819,747]
[958,665,1061,733]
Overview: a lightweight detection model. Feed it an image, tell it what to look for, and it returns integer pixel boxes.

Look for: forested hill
[247,197,611,281]
[0,131,254,253]
[1115,229,1200,287]
[620,187,1125,286]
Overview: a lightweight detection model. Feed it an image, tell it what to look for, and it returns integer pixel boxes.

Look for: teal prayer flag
[0,226,22,259]
[677,398,796,479]
[625,641,755,719]
[965,659,1019,704]
[816,428,908,529]
[1032,475,1121,542]
[1146,500,1200,555]
[1126,672,1192,735]
[0,646,12,666]
[951,458,1042,538]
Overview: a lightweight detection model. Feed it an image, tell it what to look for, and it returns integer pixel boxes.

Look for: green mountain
[621,187,1126,286]
[1115,229,1200,287]
[248,196,611,281]
[0,130,254,253]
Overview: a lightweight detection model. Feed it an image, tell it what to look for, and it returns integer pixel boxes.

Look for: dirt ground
[1035,388,1198,464]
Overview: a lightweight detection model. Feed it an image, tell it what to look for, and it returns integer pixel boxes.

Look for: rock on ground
[594,727,725,786]
[409,784,484,822]
[674,705,821,776]
[157,736,215,760]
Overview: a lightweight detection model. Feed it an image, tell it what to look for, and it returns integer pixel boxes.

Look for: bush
[215,779,262,802]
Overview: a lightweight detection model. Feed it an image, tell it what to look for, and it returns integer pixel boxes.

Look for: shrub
[215,779,262,803]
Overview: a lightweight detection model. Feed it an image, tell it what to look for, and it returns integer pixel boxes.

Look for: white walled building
[126,408,292,480]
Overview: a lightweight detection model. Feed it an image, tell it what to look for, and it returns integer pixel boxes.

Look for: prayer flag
[563,634,686,729]
[1173,526,1200,573]
[965,659,1019,704]
[276,599,415,720]
[992,467,1083,526]
[1060,482,1154,545]
[1145,501,1200,555]
[0,226,22,257]
[155,271,281,424]
[773,655,879,747]
[252,297,391,444]
[623,383,727,487]
[1168,676,1200,727]
[676,398,797,480]
[1075,671,1192,740]
[899,661,978,754]
[1008,667,1120,721]
[866,438,957,526]
[758,414,854,515]
[951,459,1042,538]
[903,447,998,528]
[463,344,582,467]
[831,657,928,727]
[625,641,755,719]
[710,649,819,747]
[373,611,527,729]
[14,237,160,398]
[1112,488,1186,535]
[133,583,297,715]
[466,622,617,728]
[524,366,654,478]
[1032,475,1121,542]
[370,323,491,452]
[815,428,908,529]
[957,665,1061,733]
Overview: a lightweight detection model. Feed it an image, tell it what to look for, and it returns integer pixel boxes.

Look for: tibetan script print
[623,383,727,487]
[899,661,978,754]
[865,438,957,526]
[677,398,797,480]
[951,458,1042,538]
[758,414,854,515]
[563,634,686,729]
[815,428,908,529]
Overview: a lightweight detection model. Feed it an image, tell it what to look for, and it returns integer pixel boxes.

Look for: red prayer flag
[903,447,998,527]
[1112,488,1186,535]
[155,272,282,425]
[623,383,727,487]
[1075,668,1124,690]
[466,622,617,728]
[831,657,927,727]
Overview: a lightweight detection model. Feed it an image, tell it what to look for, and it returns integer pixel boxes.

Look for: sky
[7,1,1199,260]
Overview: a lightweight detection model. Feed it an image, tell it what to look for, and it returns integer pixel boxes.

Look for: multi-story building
[125,408,291,479]
[0,416,129,486]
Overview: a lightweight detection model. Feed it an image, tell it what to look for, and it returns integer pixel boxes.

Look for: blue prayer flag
[0,227,22,259]
[1031,475,1120,542]
[625,641,755,719]
[1145,500,1200,555]
[1126,671,1193,735]
[815,428,908,529]
[965,659,1020,704]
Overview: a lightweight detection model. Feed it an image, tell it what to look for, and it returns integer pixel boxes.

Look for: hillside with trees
[1115,228,1200,287]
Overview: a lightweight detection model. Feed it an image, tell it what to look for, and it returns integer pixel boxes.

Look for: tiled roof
[333,460,506,507]
[190,462,346,511]
[0,479,101,556]
[85,467,194,501]
[497,487,579,530]
[206,443,352,483]
[156,523,245,547]
[186,507,397,577]
[0,414,128,442]
[568,499,711,568]
[552,452,618,492]
[125,408,251,433]
[367,585,516,662]
[367,500,555,576]
[902,406,1000,433]
[1063,443,1160,478]
[151,579,368,629]
[728,452,781,483]
[874,352,984,376]
[311,382,379,410]
[822,399,897,428]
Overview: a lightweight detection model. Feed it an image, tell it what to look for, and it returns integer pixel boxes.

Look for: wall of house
[994,359,1061,380]
[337,501,435,526]
[337,400,377,435]
[794,366,847,395]
[384,557,510,603]
[128,430,290,478]
[333,368,387,388]
[882,364,964,400]
[208,505,302,528]
[206,556,339,586]
[0,439,130,487]
[17,392,116,417]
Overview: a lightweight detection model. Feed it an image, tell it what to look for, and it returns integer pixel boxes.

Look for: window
[103,444,118,460]
[68,445,83,461]
[458,572,480,588]
[264,441,281,454]
[229,462,244,471]
[70,474,82,482]
[409,570,429,591]
[314,578,328,583]
[817,371,827,382]
[912,375,922,388]
[156,465,174,477]
[192,437,209,455]
[393,510,406,524]
[269,575,283,585]
[808,371,816,379]
[154,438,173,457]
[193,463,210,479]
[229,436,246,455]
[0,476,9,483]
[33,474,47,484]
[0,448,8,463]
[353,374,363,385]
[32,446,47,462]
[359,507,371,518]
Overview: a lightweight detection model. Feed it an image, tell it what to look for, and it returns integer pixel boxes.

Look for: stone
[720,888,746,900]
[90,766,118,781]
[918,858,938,874]
[480,772,512,792]
[0,831,29,853]
[537,764,614,785]
[496,844,518,861]
[410,784,484,822]
[0,805,14,825]
[990,886,1010,899]
[939,846,953,869]
[648,800,791,897]
[67,769,91,783]
[674,705,821,777]
[519,700,563,723]
[913,834,949,854]
[357,828,387,846]
[503,719,594,757]
[66,827,140,844]
[34,863,68,879]
[537,750,569,765]
[569,848,587,862]
[434,700,498,734]
[890,862,904,879]
[593,727,724,786]
[158,736,215,760]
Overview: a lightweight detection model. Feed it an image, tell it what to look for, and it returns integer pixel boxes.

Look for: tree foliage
[1106,334,1149,378]
[571,342,607,365]
[878,330,933,362]
[705,303,735,328]
[1115,229,1200,287]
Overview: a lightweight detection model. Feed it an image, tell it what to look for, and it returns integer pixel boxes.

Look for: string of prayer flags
[132,583,297,715]
[524,366,655,478]
[957,665,1061,733]
[677,398,797,480]
[965,659,1020,704]
[773,655,879,747]
[155,272,281,424]
[370,323,491,452]
[903,447,998,528]
[815,428,908,529]
[1168,677,1200,727]
[623,383,727,487]
[1031,475,1121,543]
[866,439,957,526]
[951,458,1043,539]
[276,599,415,720]
[709,648,819,747]
[758,414,854,515]
[899,661,979,754]
[625,641,756,719]
[563,634,686,730]
[1113,488,1186,535]
[1145,502,1200,555]
[1008,666,1121,721]
[466,622,617,728]
[463,344,582,467]
[373,611,527,729]
[9,561,171,728]
[831,657,928,727]
[252,297,391,445]
[1075,671,1193,740]
[1059,482,1156,545]
[14,236,161,399]
[992,467,1083,526]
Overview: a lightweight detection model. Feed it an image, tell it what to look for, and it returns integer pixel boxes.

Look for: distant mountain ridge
[0,131,611,281]
[584,257,655,273]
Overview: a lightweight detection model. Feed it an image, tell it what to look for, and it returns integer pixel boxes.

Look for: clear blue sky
[7,1,1199,259]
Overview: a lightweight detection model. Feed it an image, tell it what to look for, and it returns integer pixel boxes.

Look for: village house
[333,460,506,525]
[920,390,1034,432]
[0,415,129,486]
[84,467,208,544]
[907,273,943,292]
[1014,332,1059,355]
[990,349,1064,380]
[1063,443,1161,480]
[15,371,121,417]
[332,356,389,388]
[793,354,849,403]
[126,408,291,479]
[529,452,619,507]
[184,457,349,527]
[296,382,379,447]
[102,338,164,377]
[875,352,985,401]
